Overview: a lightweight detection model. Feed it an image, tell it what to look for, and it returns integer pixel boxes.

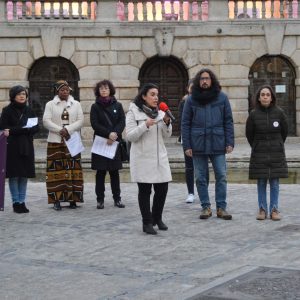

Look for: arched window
[28,57,80,138]
[249,55,296,135]
[139,56,188,135]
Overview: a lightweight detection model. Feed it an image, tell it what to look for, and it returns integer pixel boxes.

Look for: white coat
[126,103,172,183]
[43,95,84,143]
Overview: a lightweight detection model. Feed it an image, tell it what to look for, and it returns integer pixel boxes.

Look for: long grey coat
[126,103,172,183]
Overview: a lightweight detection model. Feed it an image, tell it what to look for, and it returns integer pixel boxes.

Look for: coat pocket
[191,129,205,152]
[212,128,225,151]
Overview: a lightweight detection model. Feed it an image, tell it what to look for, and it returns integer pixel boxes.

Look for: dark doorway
[28,57,80,138]
[139,56,189,135]
[249,55,296,136]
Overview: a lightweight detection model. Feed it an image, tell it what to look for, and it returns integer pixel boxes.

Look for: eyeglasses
[200,77,211,81]
[260,93,271,97]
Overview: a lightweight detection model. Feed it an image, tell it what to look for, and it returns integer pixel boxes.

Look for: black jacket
[246,104,288,179]
[90,99,125,171]
[0,103,39,178]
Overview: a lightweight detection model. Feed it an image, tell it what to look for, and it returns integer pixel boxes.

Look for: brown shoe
[217,208,232,220]
[271,209,281,221]
[199,207,212,219]
[256,209,266,220]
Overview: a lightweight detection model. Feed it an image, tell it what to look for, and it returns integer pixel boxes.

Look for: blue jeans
[184,151,194,194]
[257,178,279,214]
[193,154,227,210]
[8,177,28,204]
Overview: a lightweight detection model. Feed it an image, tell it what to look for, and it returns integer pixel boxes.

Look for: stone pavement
[1,182,300,300]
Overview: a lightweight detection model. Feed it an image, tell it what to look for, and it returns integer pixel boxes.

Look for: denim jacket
[181,91,234,155]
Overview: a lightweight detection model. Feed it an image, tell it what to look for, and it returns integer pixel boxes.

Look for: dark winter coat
[0,103,39,178]
[246,104,288,179]
[181,91,234,155]
[90,99,125,171]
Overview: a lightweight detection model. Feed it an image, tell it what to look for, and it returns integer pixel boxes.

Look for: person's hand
[145,118,156,128]
[107,138,114,145]
[163,115,171,126]
[65,133,71,141]
[109,132,118,141]
[59,128,69,138]
[185,149,193,157]
[226,146,233,154]
[3,129,9,137]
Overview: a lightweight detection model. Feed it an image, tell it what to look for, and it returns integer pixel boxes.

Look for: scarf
[142,104,158,119]
[96,96,114,106]
[192,86,219,105]
[12,101,27,110]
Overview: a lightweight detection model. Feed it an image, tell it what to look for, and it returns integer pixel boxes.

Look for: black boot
[143,224,157,235]
[20,203,29,213]
[69,201,77,209]
[114,200,125,208]
[153,220,168,231]
[97,201,104,209]
[53,201,62,211]
[13,203,23,214]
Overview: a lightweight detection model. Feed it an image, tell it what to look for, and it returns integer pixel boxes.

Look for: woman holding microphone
[126,83,172,235]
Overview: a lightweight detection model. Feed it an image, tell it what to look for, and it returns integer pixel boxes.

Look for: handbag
[119,139,130,162]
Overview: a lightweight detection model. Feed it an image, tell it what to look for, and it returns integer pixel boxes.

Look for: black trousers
[137,182,168,225]
[96,170,121,202]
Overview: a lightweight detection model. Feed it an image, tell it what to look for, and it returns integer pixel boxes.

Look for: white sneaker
[186,194,194,203]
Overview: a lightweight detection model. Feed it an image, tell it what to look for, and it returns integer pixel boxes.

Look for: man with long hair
[181,69,234,220]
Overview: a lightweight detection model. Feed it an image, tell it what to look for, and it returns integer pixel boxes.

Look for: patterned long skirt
[46,142,84,204]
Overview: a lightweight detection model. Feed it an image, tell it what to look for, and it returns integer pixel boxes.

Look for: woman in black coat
[246,85,288,221]
[0,85,39,213]
[90,80,125,209]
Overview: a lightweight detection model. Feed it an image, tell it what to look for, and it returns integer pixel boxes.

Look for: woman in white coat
[126,83,172,235]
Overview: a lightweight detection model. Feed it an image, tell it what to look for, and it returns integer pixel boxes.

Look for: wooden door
[139,56,188,135]
[29,57,80,138]
[249,55,296,135]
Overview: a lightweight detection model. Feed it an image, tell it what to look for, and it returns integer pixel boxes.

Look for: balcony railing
[228,0,300,19]
[6,1,97,21]
[117,0,209,21]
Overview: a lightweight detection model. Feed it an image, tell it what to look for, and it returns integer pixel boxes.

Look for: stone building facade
[0,0,300,139]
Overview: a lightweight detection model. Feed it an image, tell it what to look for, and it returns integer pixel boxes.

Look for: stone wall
[1,18,300,137]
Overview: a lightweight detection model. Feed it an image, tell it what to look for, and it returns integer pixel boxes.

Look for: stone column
[208,0,229,21]
[0,1,6,22]
[96,0,117,21]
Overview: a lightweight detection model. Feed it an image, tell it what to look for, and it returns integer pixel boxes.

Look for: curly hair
[94,80,116,97]
[192,68,221,92]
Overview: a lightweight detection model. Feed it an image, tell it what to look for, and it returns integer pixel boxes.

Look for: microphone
[159,102,176,122]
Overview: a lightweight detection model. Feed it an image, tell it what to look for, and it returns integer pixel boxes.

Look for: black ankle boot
[13,203,23,214]
[114,201,125,208]
[143,224,157,235]
[20,203,29,213]
[97,201,104,209]
[53,201,62,211]
[69,201,77,209]
[153,220,168,231]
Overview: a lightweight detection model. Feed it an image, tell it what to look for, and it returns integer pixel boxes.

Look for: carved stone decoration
[41,27,63,57]
[153,28,174,57]
[264,23,285,55]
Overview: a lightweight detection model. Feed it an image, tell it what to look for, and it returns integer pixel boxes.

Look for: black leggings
[137,182,168,225]
[96,170,121,202]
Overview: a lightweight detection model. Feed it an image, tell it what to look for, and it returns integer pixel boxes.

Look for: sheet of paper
[23,117,38,128]
[91,135,119,159]
[64,131,85,157]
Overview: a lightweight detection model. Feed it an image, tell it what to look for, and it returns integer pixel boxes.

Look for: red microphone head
[159,102,169,112]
